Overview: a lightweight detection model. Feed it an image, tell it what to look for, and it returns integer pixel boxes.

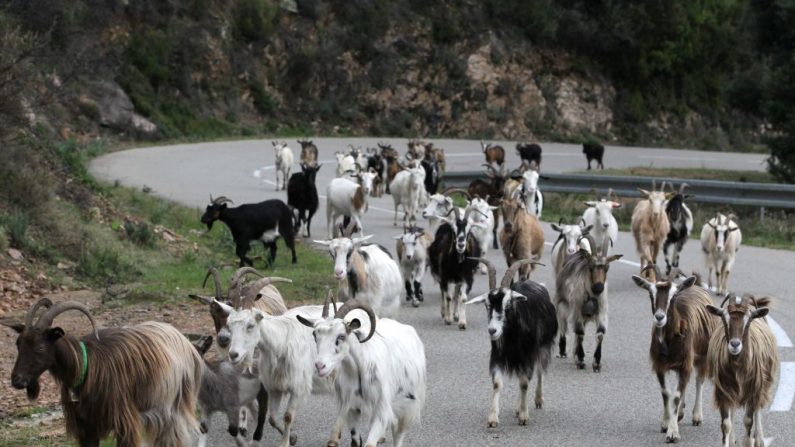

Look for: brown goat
[469,164,507,250]
[297,139,318,166]
[499,192,545,281]
[631,180,672,279]
[706,294,778,447]
[382,145,404,195]
[632,272,719,443]
[481,140,506,168]
[4,299,202,447]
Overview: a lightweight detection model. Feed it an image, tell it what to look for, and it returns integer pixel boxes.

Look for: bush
[78,244,139,284]
[124,221,157,248]
[234,0,276,43]
[1,211,30,249]
[0,226,8,252]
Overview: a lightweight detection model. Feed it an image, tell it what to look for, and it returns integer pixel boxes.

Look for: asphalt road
[90,139,790,447]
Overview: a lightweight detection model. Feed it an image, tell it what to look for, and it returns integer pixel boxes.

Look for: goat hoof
[557,353,567,359]
[535,399,543,409]
[517,415,529,425]
[692,419,701,426]
[327,441,339,447]
[576,361,585,370]
[665,434,680,444]
[487,420,498,428]
[290,434,298,446]
[592,363,601,373]
[412,299,420,308]
[444,318,452,325]
[458,322,467,330]
[240,428,248,437]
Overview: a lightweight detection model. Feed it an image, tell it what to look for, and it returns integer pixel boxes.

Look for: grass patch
[579,167,776,184]
[0,422,115,447]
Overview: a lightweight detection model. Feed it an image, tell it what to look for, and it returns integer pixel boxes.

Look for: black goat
[468,164,506,249]
[516,143,542,169]
[365,148,385,197]
[287,163,321,238]
[421,154,441,195]
[201,196,297,267]
[467,258,557,428]
[583,143,605,170]
[428,207,484,330]
[662,182,694,275]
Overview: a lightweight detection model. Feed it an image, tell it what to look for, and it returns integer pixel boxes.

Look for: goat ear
[551,223,562,232]
[706,305,724,317]
[637,188,650,197]
[584,201,597,207]
[751,308,769,320]
[1,321,25,333]
[347,318,362,333]
[465,293,488,305]
[214,299,234,315]
[610,201,622,209]
[606,254,623,263]
[679,276,697,289]
[631,275,651,290]
[729,226,740,233]
[47,327,65,342]
[352,235,373,245]
[582,224,594,234]
[510,291,527,302]
[296,315,317,328]
[313,240,332,246]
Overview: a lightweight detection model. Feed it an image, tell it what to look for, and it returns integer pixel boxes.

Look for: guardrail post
[760,206,766,223]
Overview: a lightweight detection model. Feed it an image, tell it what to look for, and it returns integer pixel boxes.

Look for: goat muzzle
[591,283,604,295]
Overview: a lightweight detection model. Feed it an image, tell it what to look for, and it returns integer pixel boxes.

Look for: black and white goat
[662,182,694,275]
[466,259,557,428]
[395,226,432,307]
[468,164,507,250]
[365,147,385,197]
[287,163,321,238]
[428,207,486,329]
[201,196,297,267]
[554,236,623,371]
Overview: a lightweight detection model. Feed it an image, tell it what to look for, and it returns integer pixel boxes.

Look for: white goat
[421,189,468,233]
[315,234,403,318]
[221,302,333,447]
[631,181,671,277]
[700,213,742,295]
[550,221,592,277]
[390,165,426,227]
[467,196,496,274]
[336,151,357,177]
[273,141,294,191]
[326,177,368,238]
[297,298,426,447]
[395,227,432,307]
[519,165,545,217]
[581,193,620,255]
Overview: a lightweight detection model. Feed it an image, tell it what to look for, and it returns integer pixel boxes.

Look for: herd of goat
[3,139,779,447]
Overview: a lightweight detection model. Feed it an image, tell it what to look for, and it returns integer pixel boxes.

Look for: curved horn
[230,267,263,289]
[25,298,53,328]
[653,264,663,281]
[651,179,657,191]
[470,257,497,290]
[481,163,497,173]
[720,293,734,307]
[36,301,99,340]
[501,259,543,289]
[242,277,293,303]
[334,300,377,343]
[442,187,471,200]
[322,290,337,319]
[678,183,689,195]
[202,268,224,300]
[212,196,234,205]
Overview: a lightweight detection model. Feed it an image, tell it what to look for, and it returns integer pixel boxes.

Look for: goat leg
[657,372,671,433]
[719,406,733,447]
[574,322,586,370]
[488,369,503,428]
[517,375,530,425]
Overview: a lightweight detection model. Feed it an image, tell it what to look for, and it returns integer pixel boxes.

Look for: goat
[326,177,369,238]
[428,207,486,329]
[287,163,321,238]
[469,164,507,250]
[427,143,446,174]
[550,220,592,277]
[202,196,297,267]
[297,297,426,447]
[632,270,719,443]
[336,151,358,177]
[365,147,385,197]
[315,232,402,318]
[422,188,469,233]
[706,294,778,447]
[554,236,623,371]
[700,213,742,295]
[3,299,202,447]
[481,140,506,170]
[499,190,545,281]
[407,139,426,161]
[390,164,426,227]
[421,153,441,195]
[466,258,556,428]
[517,162,546,217]
[631,180,672,278]
[379,143,403,194]
[297,139,319,166]
[220,301,334,447]
[272,141,294,191]
[516,143,542,169]
[582,189,621,255]
[467,196,497,274]
[193,335,263,447]
[663,182,694,275]
[583,142,605,170]
[395,226,432,307]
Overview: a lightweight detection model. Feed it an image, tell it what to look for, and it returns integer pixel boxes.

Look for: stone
[92,81,157,134]
[7,248,23,261]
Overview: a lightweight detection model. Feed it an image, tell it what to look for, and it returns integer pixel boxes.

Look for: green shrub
[1,212,30,249]
[124,221,157,248]
[78,244,139,284]
[234,0,276,43]
[0,226,9,252]
[250,81,275,115]
[125,27,172,88]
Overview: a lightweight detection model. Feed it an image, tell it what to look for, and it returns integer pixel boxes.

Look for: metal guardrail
[443,172,795,209]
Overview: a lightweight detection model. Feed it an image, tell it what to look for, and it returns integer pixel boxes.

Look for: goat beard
[205,221,214,230]
[26,378,41,400]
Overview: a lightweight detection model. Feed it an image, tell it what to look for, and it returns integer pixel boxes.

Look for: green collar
[73,341,88,390]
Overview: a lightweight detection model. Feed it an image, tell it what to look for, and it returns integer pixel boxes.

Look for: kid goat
[700,213,742,295]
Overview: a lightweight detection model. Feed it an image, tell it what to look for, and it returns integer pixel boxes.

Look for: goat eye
[336,335,346,345]
[247,324,255,331]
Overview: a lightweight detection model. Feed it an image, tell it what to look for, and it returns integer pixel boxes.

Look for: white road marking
[768,316,793,348]
[638,155,716,161]
[770,362,795,412]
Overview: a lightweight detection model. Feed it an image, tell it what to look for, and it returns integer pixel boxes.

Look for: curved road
[90,139,790,446]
